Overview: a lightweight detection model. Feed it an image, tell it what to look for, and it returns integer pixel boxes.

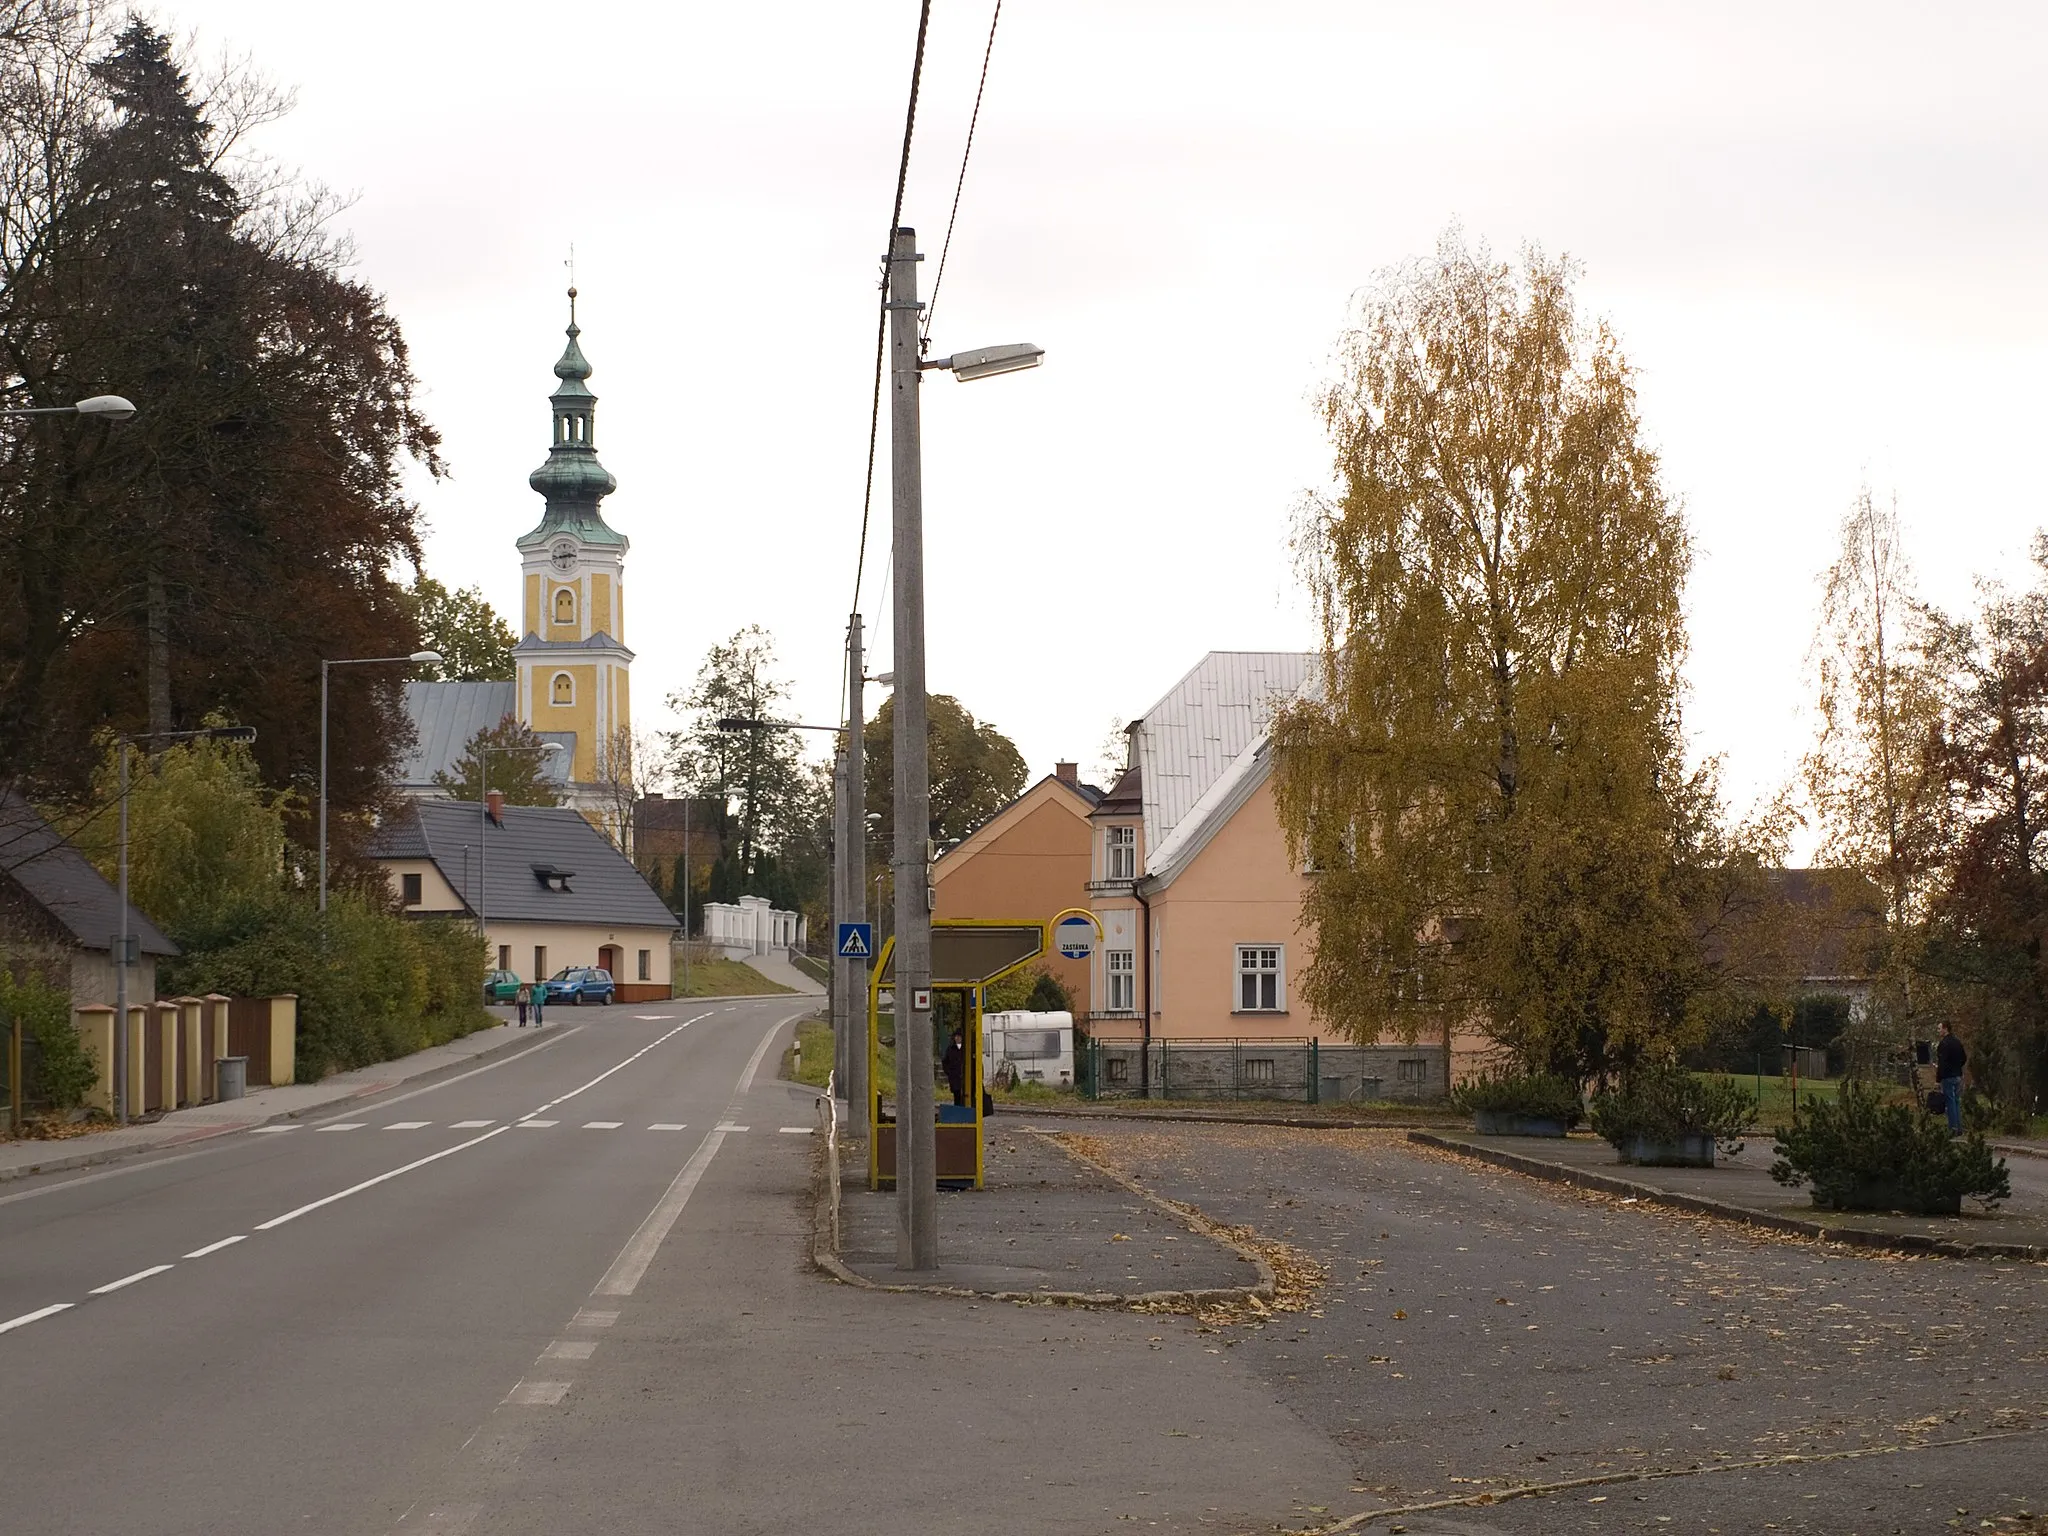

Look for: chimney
[486,789,505,824]
[1055,761,1077,784]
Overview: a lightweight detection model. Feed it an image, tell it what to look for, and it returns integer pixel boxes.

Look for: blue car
[542,967,615,1006]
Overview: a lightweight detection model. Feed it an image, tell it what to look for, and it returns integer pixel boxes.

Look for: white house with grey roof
[370,792,679,1002]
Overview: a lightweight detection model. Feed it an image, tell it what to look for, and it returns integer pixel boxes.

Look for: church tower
[515,288,633,838]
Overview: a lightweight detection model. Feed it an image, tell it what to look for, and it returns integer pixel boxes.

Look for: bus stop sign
[1055,915,1094,960]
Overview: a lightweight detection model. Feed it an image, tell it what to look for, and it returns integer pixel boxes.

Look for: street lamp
[886,223,1042,1270]
[477,740,565,948]
[0,394,137,421]
[112,725,257,1124]
[318,651,441,913]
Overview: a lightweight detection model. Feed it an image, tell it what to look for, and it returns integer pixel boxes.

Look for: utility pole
[844,612,867,1131]
[832,737,851,1095]
[887,226,937,1270]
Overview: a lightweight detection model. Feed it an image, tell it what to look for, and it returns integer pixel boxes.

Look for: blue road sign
[836,922,874,960]
[1055,915,1095,960]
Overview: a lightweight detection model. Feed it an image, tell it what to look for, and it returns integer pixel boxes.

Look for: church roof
[399,681,573,791]
[521,287,624,548]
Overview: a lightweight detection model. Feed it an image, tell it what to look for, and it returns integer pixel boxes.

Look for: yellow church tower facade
[514,289,634,843]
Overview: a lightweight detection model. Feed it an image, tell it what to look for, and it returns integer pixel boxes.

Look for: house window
[551,672,574,706]
[1105,948,1135,1012]
[1398,1058,1428,1085]
[534,946,547,981]
[1236,945,1283,1011]
[1106,1057,1129,1085]
[498,945,511,971]
[1244,1057,1275,1084]
[401,872,422,906]
[554,587,576,625]
[1106,825,1135,881]
[637,949,651,981]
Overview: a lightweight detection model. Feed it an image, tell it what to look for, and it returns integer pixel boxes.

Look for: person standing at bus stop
[1936,1020,1967,1134]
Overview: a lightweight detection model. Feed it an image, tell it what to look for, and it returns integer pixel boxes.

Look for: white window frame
[1105,948,1136,1013]
[1235,944,1285,1013]
[1106,824,1136,881]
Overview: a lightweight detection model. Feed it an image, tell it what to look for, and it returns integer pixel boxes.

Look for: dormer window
[531,864,576,893]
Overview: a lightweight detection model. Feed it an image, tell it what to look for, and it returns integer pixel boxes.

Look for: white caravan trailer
[981,1010,1075,1088]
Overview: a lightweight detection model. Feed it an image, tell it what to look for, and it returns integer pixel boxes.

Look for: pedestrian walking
[515,982,531,1028]
[1936,1020,1967,1135]
[530,981,546,1029]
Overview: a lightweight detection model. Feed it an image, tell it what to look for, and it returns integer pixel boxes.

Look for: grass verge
[672,957,793,998]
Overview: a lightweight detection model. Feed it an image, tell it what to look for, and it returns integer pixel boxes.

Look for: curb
[808,1106,1278,1310]
[1409,1131,2048,1263]
[0,1023,569,1186]
[996,1102,1459,1133]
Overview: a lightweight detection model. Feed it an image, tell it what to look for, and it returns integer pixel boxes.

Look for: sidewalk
[823,1117,1268,1303]
[1415,1127,2048,1260]
[0,1019,563,1185]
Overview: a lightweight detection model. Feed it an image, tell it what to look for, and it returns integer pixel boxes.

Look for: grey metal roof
[373,798,678,931]
[0,792,178,956]
[399,682,574,791]
[1132,652,1312,846]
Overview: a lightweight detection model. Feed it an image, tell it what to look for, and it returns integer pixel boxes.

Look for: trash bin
[216,1055,248,1101]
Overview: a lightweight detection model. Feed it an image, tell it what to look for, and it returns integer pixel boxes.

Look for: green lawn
[671,957,792,998]
[780,1019,897,1098]
[1698,1071,1844,1128]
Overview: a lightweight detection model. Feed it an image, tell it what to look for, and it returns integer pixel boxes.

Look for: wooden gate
[226,997,272,1087]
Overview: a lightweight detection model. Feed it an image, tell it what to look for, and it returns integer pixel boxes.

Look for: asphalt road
[0,1000,1354,1535]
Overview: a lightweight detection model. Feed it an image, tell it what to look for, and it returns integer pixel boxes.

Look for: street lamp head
[409,650,443,664]
[871,672,895,687]
[74,394,137,420]
[540,741,565,754]
[208,726,258,743]
[930,343,1044,382]
[716,717,759,732]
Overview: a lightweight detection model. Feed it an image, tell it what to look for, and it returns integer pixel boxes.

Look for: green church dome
[520,288,624,548]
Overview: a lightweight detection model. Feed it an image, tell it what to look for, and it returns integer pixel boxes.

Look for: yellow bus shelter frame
[866,918,1047,1191]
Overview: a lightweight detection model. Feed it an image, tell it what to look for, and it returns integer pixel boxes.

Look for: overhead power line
[851,0,934,624]
[922,0,1003,346]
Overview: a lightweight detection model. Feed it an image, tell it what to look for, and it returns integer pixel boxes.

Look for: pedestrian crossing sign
[836,922,874,959]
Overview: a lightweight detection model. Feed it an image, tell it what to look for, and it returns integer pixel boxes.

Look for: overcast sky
[173,1,2048,847]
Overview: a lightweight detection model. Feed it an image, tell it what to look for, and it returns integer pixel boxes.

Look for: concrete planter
[1473,1110,1570,1138]
[1619,1132,1716,1168]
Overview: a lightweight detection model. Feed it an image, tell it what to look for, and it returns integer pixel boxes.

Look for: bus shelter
[866,920,1045,1191]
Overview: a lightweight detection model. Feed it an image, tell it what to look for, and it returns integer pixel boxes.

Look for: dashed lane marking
[0,1303,73,1334]
[571,1309,617,1327]
[450,1119,495,1128]
[248,1125,298,1134]
[89,1264,173,1295]
[506,1380,569,1406]
[716,1123,750,1133]
[648,1123,686,1131]
[316,1123,364,1132]
[385,1121,431,1130]
[516,1120,558,1129]
[779,1126,813,1134]
[582,1121,623,1130]
[254,1126,509,1231]
[184,1236,245,1258]
[541,1339,596,1360]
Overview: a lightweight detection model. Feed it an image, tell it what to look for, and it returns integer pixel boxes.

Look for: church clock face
[549,540,576,572]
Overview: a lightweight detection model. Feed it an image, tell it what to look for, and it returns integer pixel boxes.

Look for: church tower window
[551,672,574,706]
[554,587,576,626]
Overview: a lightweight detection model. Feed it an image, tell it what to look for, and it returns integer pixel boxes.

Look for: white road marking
[778,1126,813,1134]
[647,1123,686,1131]
[248,1125,298,1134]
[582,1120,623,1130]
[450,1119,495,1129]
[0,1303,73,1334]
[520,1012,709,1121]
[385,1121,431,1130]
[631,1014,669,1020]
[506,1380,569,1406]
[593,1020,788,1299]
[90,1264,173,1295]
[316,1123,364,1132]
[254,1126,509,1230]
[716,1123,750,1133]
[541,1339,596,1360]
[413,1506,483,1533]
[184,1235,246,1258]
[516,1120,558,1129]
[571,1309,618,1327]
[309,1025,583,1124]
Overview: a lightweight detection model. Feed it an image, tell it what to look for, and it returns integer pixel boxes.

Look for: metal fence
[1078,1038,1447,1104]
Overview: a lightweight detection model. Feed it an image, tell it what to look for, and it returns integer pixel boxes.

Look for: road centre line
[89,1264,173,1295]
[0,1303,73,1334]
[184,1235,246,1258]
[308,1024,583,1125]
[593,1019,789,1298]
[254,1126,509,1230]
[519,1013,708,1121]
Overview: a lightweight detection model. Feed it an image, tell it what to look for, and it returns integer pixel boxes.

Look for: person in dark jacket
[1936,1021,1967,1134]
[942,1029,967,1107]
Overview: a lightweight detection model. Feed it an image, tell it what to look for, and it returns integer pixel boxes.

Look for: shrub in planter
[1589,1065,1755,1167]
[1770,1081,2010,1214]
[1450,1072,1583,1136]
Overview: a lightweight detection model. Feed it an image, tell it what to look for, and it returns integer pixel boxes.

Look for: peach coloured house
[1083,652,1459,1098]
[932,763,1103,1003]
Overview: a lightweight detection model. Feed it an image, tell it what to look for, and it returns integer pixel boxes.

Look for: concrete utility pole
[844,613,868,1129]
[831,740,850,1093]
[887,226,937,1271]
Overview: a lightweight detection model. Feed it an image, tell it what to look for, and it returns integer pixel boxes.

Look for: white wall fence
[701,894,804,956]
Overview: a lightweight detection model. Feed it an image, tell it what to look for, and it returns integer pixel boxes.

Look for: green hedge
[1589,1064,1755,1153]
[163,892,492,1081]
[1770,1080,2011,1213]
[1450,1070,1584,1126]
